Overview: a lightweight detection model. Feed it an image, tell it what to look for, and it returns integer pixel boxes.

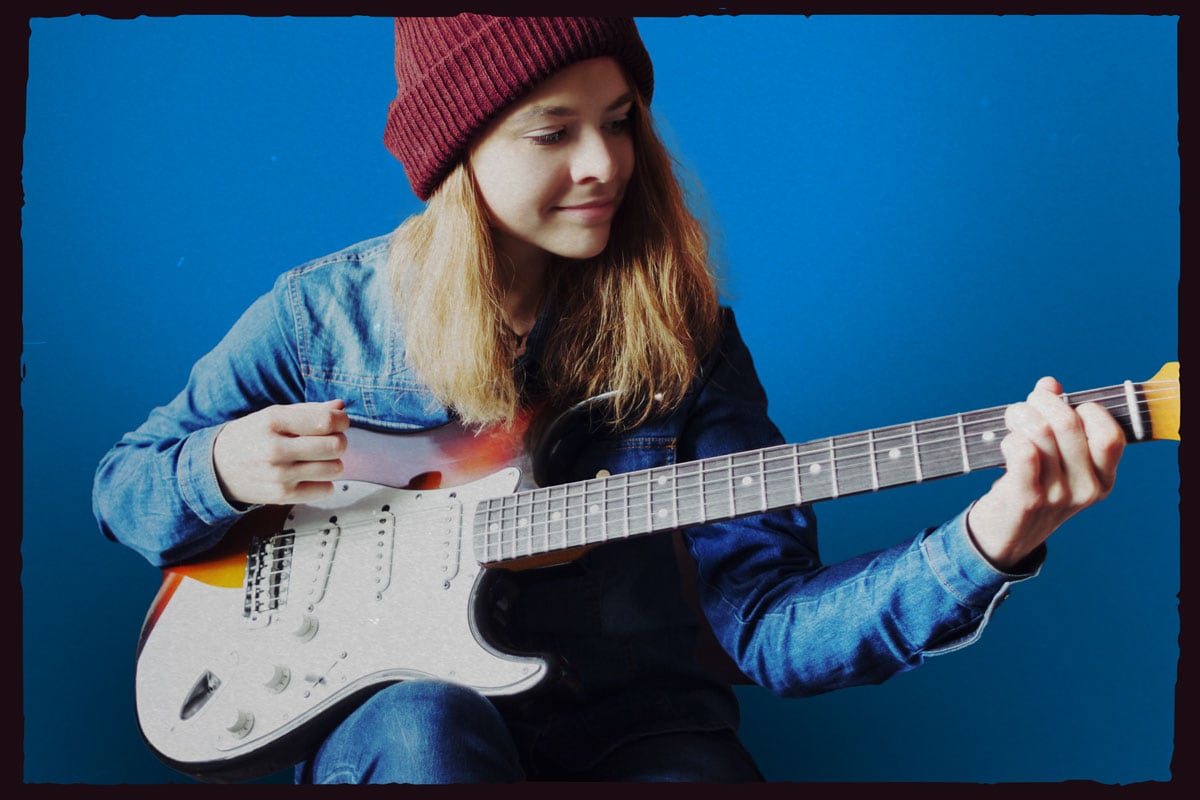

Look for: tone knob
[257,663,291,692]
[226,710,254,738]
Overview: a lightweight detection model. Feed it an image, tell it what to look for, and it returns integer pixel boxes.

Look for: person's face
[469,57,636,272]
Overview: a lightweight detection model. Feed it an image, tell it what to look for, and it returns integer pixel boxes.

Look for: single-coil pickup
[400,494,464,587]
[293,523,342,606]
[337,510,397,596]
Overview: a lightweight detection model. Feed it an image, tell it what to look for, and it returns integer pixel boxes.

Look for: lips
[556,197,615,210]
[554,197,618,222]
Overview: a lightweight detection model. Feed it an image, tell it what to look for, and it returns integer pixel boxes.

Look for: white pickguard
[134,468,548,773]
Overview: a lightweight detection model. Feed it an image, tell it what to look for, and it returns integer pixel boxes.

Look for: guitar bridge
[243,530,296,622]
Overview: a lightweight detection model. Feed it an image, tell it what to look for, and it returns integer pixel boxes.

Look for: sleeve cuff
[920,505,1045,656]
[177,424,257,525]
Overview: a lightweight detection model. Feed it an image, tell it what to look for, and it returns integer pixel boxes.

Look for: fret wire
[909,422,923,483]
[671,463,680,529]
[545,486,555,554]
[621,472,632,538]
[757,449,768,511]
[552,482,566,551]
[493,496,504,561]
[626,473,637,538]
[866,430,879,492]
[599,477,609,542]
[538,489,550,556]
[501,495,515,561]
[791,445,803,506]
[563,483,574,549]
[648,468,659,532]
[483,499,495,561]
[1123,379,1145,441]
[573,482,585,548]
[827,438,839,499]
[534,487,548,557]
[956,413,970,473]
[724,455,735,518]
[563,484,574,549]
[517,491,530,559]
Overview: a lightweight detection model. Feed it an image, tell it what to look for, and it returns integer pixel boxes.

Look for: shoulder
[274,233,394,307]
[700,306,767,399]
[264,233,449,429]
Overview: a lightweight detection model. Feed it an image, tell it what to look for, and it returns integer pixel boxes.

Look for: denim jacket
[93,234,1039,773]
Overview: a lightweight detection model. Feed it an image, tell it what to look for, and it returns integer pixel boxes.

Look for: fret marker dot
[982,431,996,443]
[741,476,753,486]
[808,463,822,475]
[551,511,562,522]
[888,448,901,460]
[488,523,499,533]
[589,504,600,514]
[657,508,668,519]
[518,518,529,528]
[657,476,667,486]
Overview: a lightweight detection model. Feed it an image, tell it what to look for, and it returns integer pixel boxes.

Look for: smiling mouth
[556,198,615,211]
[553,198,618,222]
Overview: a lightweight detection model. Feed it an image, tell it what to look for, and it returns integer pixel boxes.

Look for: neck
[495,236,550,338]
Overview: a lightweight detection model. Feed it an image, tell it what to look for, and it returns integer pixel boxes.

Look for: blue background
[22,14,1179,785]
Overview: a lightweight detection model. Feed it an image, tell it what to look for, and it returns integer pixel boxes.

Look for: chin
[552,232,613,261]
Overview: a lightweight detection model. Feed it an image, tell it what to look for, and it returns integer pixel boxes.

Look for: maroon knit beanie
[383,15,655,201]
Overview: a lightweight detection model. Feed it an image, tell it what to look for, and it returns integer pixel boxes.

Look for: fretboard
[471,380,1158,565]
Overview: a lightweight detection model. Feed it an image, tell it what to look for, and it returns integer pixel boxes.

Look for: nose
[570,129,620,185]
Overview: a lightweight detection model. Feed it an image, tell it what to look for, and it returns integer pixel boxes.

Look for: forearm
[690,507,1042,697]
[92,414,244,566]
[92,282,303,565]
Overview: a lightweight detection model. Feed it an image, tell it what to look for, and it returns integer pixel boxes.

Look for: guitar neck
[471,372,1178,566]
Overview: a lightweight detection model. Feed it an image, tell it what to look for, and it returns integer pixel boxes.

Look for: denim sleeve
[679,310,1042,697]
[91,276,305,567]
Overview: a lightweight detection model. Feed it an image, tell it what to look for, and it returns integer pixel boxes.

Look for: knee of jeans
[311,680,520,783]
[356,680,502,742]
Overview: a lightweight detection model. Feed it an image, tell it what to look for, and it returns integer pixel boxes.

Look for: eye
[529,128,567,146]
[604,116,631,134]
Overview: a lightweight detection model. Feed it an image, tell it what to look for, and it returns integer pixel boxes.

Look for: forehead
[501,57,633,123]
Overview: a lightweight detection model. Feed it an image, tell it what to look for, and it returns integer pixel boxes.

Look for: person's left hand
[966,376,1126,570]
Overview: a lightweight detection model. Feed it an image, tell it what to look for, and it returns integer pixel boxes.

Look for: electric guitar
[134,363,1180,781]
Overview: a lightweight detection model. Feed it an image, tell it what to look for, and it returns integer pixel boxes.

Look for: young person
[92,16,1126,783]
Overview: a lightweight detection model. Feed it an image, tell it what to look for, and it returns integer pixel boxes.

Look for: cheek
[480,164,560,221]
[494,179,556,230]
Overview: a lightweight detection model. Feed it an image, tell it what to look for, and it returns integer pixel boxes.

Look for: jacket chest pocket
[304,375,451,430]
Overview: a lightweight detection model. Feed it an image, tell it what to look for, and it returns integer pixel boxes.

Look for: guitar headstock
[1145,361,1180,442]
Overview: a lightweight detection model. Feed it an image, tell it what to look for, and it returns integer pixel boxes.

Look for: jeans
[298,681,764,783]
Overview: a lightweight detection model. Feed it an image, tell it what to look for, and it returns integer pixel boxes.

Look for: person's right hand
[212,399,350,507]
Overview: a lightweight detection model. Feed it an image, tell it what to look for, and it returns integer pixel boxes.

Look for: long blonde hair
[388,92,721,430]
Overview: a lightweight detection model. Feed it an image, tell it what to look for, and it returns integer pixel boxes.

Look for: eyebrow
[508,91,635,125]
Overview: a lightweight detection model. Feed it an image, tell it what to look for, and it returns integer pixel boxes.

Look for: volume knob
[292,615,319,641]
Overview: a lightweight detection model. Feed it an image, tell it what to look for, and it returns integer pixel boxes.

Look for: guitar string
[470,385,1179,559]
[475,384,1172,519]
[471,386,1181,559]
[260,383,1178,563]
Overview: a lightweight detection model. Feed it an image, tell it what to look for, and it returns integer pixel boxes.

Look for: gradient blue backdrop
[22,14,1179,785]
